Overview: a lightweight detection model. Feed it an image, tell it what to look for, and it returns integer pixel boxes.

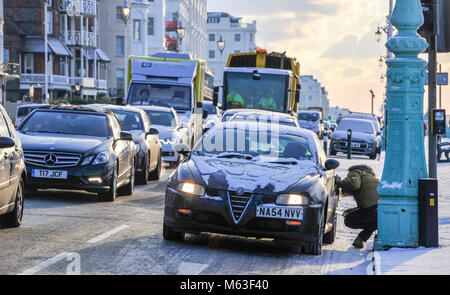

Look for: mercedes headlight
[92,151,110,165]
[276,194,309,206]
[176,182,205,196]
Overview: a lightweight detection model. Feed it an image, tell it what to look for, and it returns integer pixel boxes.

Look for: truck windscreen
[224,72,288,112]
[127,83,191,111]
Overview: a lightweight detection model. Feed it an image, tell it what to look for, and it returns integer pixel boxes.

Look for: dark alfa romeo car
[163,121,340,255]
[17,106,136,202]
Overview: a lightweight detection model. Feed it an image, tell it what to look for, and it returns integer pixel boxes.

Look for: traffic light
[418,0,450,53]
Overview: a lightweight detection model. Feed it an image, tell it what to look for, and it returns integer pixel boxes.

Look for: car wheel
[99,168,117,202]
[137,154,150,185]
[163,223,185,242]
[121,160,135,196]
[149,152,161,180]
[323,211,337,245]
[303,212,324,255]
[3,178,25,228]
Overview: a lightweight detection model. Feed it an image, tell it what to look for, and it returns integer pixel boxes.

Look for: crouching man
[336,165,380,249]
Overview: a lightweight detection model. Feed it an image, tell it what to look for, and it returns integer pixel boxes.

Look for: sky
[207,0,450,116]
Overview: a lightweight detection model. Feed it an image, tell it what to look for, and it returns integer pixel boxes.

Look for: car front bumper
[25,163,115,193]
[330,139,377,155]
[161,143,179,163]
[164,187,324,244]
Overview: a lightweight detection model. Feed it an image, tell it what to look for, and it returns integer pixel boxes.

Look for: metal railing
[64,31,96,47]
[0,63,20,77]
[60,0,96,16]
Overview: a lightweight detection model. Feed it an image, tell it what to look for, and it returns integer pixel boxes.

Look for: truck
[125,53,208,149]
[213,49,301,117]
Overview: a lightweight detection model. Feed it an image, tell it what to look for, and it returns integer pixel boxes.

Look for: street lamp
[375,26,383,43]
[74,82,82,99]
[176,22,186,53]
[378,56,387,67]
[217,35,225,85]
[380,74,387,84]
[369,89,375,115]
[120,0,131,98]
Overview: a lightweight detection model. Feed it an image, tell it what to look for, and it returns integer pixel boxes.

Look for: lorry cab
[126,54,207,149]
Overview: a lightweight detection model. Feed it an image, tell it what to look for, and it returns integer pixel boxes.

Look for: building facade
[99,0,166,98]
[299,75,331,118]
[4,0,110,102]
[328,106,351,122]
[165,0,207,60]
[206,12,257,86]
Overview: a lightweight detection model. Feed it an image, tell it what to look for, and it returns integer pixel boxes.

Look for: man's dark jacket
[336,165,380,209]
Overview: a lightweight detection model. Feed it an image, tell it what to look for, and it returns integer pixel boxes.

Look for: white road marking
[19,252,69,275]
[177,262,209,275]
[87,225,130,244]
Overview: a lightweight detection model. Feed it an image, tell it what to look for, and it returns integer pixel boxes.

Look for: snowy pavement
[371,139,450,275]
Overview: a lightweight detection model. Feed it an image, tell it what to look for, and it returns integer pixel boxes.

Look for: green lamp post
[374,0,429,250]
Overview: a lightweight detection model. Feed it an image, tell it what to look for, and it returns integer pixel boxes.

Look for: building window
[116,6,126,21]
[116,36,124,55]
[133,20,141,41]
[208,50,215,59]
[117,69,125,91]
[47,11,53,34]
[208,33,215,42]
[24,54,34,74]
[234,34,241,42]
[249,33,253,42]
[147,17,154,36]
[4,49,9,63]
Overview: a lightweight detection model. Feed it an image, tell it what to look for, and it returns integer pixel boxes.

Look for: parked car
[329,118,381,159]
[15,104,48,127]
[163,121,340,255]
[0,105,27,227]
[228,110,300,128]
[344,113,382,133]
[136,105,188,167]
[17,105,136,202]
[298,110,324,139]
[89,104,162,184]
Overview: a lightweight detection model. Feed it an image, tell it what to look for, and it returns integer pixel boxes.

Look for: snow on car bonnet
[193,156,318,193]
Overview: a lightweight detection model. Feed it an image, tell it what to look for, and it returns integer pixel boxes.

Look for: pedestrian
[335,164,380,249]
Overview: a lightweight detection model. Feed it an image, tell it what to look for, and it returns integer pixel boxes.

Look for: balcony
[20,74,70,89]
[63,31,96,47]
[60,0,97,16]
[97,79,107,90]
[82,77,96,88]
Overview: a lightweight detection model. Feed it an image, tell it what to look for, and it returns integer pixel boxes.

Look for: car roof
[339,117,376,125]
[33,105,112,116]
[298,110,320,115]
[217,121,316,138]
[17,103,48,109]
[133,105,174,113]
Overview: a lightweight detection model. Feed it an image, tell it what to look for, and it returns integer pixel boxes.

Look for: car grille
[24,151,81,168]
[228,191,252,223]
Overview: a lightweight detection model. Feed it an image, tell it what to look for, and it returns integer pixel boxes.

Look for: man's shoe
[352,237,365,249]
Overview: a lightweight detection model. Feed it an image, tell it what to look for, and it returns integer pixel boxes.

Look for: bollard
[323,134,328,155]
[347,129,352,160]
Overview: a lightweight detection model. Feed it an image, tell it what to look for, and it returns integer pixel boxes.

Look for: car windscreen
[127,83,191,111]
[224,72,288,112]
[337,120,374,134]
[195,127,314,162]
[204,103,217,115]
[112,111,144,132]
[20,111,109,138]
[298,112,319,122]
[145,110,176,127]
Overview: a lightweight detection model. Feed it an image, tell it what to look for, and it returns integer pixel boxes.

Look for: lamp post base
[374,196,419,251]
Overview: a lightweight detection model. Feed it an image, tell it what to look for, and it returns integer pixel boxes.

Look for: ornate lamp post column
[375,0,429,250]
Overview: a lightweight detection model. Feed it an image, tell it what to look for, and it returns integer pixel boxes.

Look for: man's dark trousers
[344,206,378,242]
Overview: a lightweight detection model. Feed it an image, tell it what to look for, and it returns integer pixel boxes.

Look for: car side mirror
[202,110,209,120]
[213,86,220,106]
[196,101,203,108]
[324,159,340,171]
[116,97,124,106]
[377,131,382,136]
[147,127,159,136]
[179,122,188,129]
[0,136,15,149]
[120,131,133,141]
[173,143,190,156]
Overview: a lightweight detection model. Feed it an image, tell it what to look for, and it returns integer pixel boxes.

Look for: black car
[163,121,340,255]
[330,118,381,159]
[89,104,162,184]
[0,105,26,227]
[17,106,136,202]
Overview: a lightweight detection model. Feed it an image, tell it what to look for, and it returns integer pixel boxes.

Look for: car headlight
[276,194,309,206]
[81,155,94,166]
[92,151,110,165]
[176,182,205,196]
